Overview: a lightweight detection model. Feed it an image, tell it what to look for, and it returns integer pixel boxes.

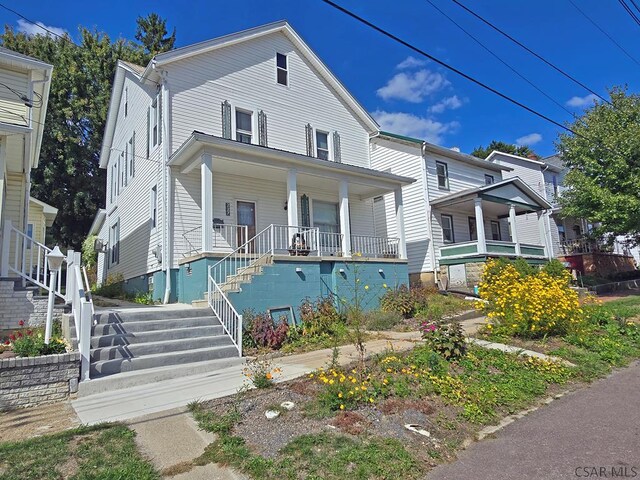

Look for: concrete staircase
[75,306,242,396]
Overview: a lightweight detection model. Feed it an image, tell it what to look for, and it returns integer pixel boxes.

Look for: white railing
[66,251,93,381]
[560,238,631,255]
[351,234,400,258]
[319,232,343,256]
[182,224,249,257]
[271,225,319,255]
[208,272,242,357]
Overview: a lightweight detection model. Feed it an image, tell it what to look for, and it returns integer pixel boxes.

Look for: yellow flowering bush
[477,259,583,338]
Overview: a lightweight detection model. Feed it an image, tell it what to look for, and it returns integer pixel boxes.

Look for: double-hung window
[235,109,252,144]
[276,52,288,86]
[490,221,502,241]
[436,161,449,190]
[468,217,477,241]
[316,130,329,160]
[151,94,159,147]
[441,214,455,243]
[150,185,157,229]
[110,220,120,266]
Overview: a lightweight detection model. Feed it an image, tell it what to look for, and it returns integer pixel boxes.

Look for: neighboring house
[488,151,636,277]
[0,47,53,328]
[95,21,413,314]
[372,133,552,289]
[28,196,58,246]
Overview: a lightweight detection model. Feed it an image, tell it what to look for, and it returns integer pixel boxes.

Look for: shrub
[478,258,583,338]
[421,321,467,360]
[380,285,414,318]
[542,259,569,279]
[8,324,69,357]
[82,235,98,268]
[93,273,125,298]
[410,284,440,309]
[364,310,404,330]
[298,296,343,337]
[243,311,289,350]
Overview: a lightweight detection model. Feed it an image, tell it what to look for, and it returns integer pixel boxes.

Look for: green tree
[0,15,174,249]
[135,13,176,56]
[557,87,640,244]
[471,140,537,159]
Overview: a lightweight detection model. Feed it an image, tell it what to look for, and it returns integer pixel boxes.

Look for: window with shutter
[258,110,268,146]
[221,100,232,139]
[305,124,314,157]
[332,131,341,163]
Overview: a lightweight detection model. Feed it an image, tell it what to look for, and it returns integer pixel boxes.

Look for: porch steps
[74,306,240,391]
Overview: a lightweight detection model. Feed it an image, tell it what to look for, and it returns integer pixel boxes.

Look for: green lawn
[0,424,158,480]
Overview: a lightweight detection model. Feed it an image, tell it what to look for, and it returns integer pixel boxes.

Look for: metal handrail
[351,234,400,258]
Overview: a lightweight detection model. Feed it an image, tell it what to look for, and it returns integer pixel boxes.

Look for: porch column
[537,210,550,258]
[286,168,298,228]
[509,204,521,256]
[201,153,213,252]
[474,197,486,254]
[339,179,352,257]
[394,187,407,260]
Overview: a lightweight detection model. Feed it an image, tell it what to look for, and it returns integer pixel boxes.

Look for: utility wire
[618,0,640,27]
[450,0,611,105]
[424,0,576,117]
[630,0,640,15]
[568,0,640,68]
[0,2,71,42]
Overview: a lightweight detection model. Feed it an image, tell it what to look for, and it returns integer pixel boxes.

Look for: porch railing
[66,250,93,381]
[319,232,343,256]
[207,271,243,357]
[182,224,248,257]
[560,238,631,256]
[351,234,400,258]
[271,225,319,255]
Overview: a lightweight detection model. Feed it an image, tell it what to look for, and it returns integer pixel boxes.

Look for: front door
[237,201,256,252]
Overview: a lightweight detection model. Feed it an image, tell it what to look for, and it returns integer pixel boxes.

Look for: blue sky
[4,0,639,156]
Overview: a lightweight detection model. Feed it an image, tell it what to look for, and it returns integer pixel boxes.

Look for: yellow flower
[340,404,345,410]
[382,283,388,289]
[364,285,369,290]
[338,392,343,398]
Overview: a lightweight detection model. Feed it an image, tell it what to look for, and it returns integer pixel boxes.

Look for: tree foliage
[0,14,174,249]
[471,140,537,160]
[557,87,640,244]
[135,13,176,56]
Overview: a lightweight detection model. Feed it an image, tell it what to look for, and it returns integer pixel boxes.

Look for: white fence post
[0,219,11,277]
[79,298,91,381]
[237,314,243,358]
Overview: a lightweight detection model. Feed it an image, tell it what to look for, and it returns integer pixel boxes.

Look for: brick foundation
[0,352,80,411]
[0,279,61,330]
[559,253,636,277]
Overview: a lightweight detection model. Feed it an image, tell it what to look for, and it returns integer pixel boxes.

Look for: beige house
[0,47,52,279]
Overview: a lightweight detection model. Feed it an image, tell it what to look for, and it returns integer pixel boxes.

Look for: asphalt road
[427,361,640,480]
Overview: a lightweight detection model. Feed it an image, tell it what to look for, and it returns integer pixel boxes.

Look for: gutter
[159,68,172,304]
[421,142,438,283]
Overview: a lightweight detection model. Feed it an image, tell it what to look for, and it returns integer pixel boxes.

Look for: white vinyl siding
[0,68,29,126]
[168,31,371,168]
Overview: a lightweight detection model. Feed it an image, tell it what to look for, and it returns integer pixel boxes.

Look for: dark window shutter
[221,100,232,139]
[333,131,341,163]
[146,106,150,158]
[301,194,310,227]
[258,110,268,146]
[305,123,314,157]
[131,131,136,177]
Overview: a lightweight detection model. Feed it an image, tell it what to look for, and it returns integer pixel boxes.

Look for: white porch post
[394,187,407,260]
[474,197,487,254]
[509,204,521,256]
[339,179,352,257]
[287,169,298,228]
[537,210,550,258]
[201,153,213,252]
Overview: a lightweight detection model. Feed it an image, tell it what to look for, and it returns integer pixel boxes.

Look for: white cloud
[515,133,543,146]
[396,56,427,69]
[16,19,67,37]
[373,110,459,144]
[428,95,465,114]
[377,69,449,103]
[566,93,598,108]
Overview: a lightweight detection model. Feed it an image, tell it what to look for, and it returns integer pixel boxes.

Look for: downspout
[421,142,438,284]
[159,69,172,304]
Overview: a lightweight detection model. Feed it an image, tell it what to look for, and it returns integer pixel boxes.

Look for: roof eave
[424,143,511,173]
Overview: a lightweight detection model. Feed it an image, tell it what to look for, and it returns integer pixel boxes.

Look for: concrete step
[85,325,225,348]
[90,334,234,362]
[89,344,240,377]
[72,316,217,337]
[93,307,213,324]
[78,356,245,397]
[192,299,209,308]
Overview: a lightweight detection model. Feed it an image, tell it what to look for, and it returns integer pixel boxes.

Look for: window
[235,109,252,144]
[123,145,128,187]
[316,131,329,160]
[124,87,128,117]
[468,217,477,241]
[120,152,125,190]
[436,161,449,190]
[484,174,494,185]
[129,133,135,178]
[276,52,288,86]
[441,214,454,243]
[26,223,33,249]
[151,95,159,147]
[150,185,157,229]
[490,221,502,241]
[111,163,117,203]
[110,220,120,266]
[313,200,339,235]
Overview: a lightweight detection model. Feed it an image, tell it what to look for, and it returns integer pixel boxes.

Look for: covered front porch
[432,177,553,268]
[171,132,413,263]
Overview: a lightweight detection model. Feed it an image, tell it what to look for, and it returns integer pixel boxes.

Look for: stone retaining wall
[0,279,62,330]
[0,352,80,411]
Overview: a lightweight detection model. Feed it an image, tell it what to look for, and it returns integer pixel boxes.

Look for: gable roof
[146,20,379,132]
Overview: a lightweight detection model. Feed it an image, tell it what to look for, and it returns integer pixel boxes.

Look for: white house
[95,21,413,313]
[372,133,553,289]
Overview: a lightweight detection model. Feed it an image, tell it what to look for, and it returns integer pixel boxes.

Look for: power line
[568,0,640,68]
[618,0,640,27]
[424,0,576,117]
[0,2,70,42]
[630,0,640,15]
[450,0,611,105]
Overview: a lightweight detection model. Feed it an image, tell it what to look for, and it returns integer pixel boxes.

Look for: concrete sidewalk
[71,333,422,425]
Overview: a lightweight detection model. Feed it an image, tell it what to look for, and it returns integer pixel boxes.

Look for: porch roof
[430,177,552,212]
[169,131,416,195]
